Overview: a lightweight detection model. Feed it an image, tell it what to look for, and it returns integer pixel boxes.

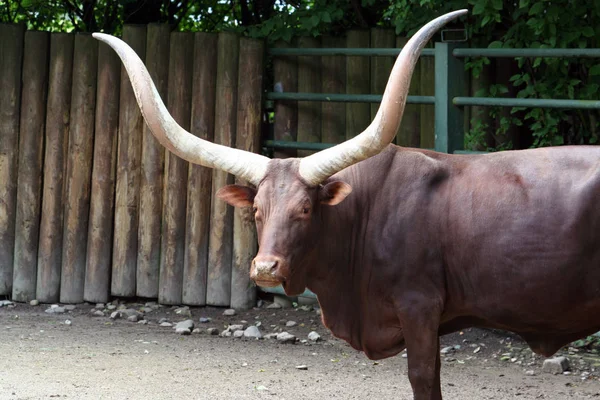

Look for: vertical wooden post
[321,36,346,145]
[370,29,395,123]
[183,32,217,306]
[230,37,264,310]
[137,23,170,299]
[158,32,193,305]
[420,50,435,149]
[297,36,321,156]
[13,31,49,302]
[112,25,146,298]
[37,33,74,303]
[0,24,25,296]
[84,40,120,303]
[207,32,239,306]
[272,40,298,158]
[345,30,370,140]
[61,34,98,303]
[396,37,421,148]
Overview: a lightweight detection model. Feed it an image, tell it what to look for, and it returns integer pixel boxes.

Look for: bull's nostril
[254,259,279,276]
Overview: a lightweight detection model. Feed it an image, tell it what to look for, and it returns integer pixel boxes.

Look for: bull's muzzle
[250,256,283,287]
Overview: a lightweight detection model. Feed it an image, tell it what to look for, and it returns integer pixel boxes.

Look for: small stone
[127,315,139,322]
[92,310,105,317]
[223,309,236,316]
[138,320,148,325]
[0,300,14,307]
[207,328,219,335]
[286,321,297,327]
[316,308,322,316]
[160,322,173,327]
[441,346,454,355]
[176,328,191,335]
[244,326,262,339]
[29,299,39,306]
[277,332,296,344]
[192,328,201,334]
[273,295,293,308]
[264,333,278,340]
[110,311,121,319]
[199,317,211,323]
[64,305,76,311]
[107,304,117,311]
[257,299,264,308]
[120,309,142,319]
[473,346,481,354]
[228,324,245,331]
[95,303,105,309]
[525,370,536,376]
[402,353,408,358]
[140,307,153,313]
[233,330,244,338]
[174,307,192,317]
[296,365,308,370]
[46,306,65,314]
[308,331,321,342]
[542,356,570,374]
[221,330,232,337]
[64,319,72,326]
[266,303,282,309]
[175,319,195,331]
[255,385,268,391]
[158,318,169,324]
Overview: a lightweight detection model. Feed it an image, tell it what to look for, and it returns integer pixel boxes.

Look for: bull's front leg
[400,306,443,400]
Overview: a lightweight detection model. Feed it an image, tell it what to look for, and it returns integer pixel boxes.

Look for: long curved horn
[93,33,270,186]
[298,10,468,185]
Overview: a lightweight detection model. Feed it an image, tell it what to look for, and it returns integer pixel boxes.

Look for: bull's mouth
[253,279,282,288]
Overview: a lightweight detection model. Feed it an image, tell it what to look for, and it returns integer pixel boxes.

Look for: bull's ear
[216,185,257,208]
[319,181,352,206]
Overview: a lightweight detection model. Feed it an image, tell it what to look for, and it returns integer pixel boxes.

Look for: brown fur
[219,144,600,400]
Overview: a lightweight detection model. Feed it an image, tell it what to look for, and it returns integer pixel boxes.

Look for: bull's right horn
[298,10,468,185]
[93,33,270,186]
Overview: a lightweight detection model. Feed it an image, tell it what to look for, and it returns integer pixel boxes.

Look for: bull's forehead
[258,158,314,201]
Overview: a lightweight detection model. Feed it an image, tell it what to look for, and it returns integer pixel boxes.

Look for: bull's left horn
[93,33,270,186]
[298,9,468,185]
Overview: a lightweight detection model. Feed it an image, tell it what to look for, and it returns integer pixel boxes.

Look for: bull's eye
[252,207,258,214]
[302,207,310,214]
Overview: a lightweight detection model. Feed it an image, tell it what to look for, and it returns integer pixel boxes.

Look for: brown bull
[94,10,600,399]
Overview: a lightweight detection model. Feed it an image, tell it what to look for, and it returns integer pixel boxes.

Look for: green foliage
[388,0,599,150]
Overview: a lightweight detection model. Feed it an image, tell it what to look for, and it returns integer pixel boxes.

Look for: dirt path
[1,301,599,399]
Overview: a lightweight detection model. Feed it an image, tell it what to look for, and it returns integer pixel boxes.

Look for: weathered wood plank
[207,32,239,306]
[272,40,298,158]
[60,34,98,303]
[297,36,321,157]
[158,32,193,305]
[321,35,346,145]
[137,23,170,299]
[182,32,217,306]
[396,36,420,148]
[370,28,395,125]
[345,30,370,140]
[84,39,120,303]
[37,33,74,303]
[0,24,25,296]
[13,31,49,302]
[111,25,146,297]
[230,37,263,310]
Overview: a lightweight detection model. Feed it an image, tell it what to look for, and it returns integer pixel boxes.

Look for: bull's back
[442,146,600,338]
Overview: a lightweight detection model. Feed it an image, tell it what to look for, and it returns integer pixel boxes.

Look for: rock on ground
[276,332,296,344]
[223,309,236,316]
[308,331,321,342]
[175,320,195,331]
[244,326,262,339]
[542,356,570,374]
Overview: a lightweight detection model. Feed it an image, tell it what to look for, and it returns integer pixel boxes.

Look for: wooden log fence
[0,24,264,309]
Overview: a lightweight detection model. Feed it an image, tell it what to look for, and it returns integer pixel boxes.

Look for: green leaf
[582,27,595,38]
[528,2,545,15]
[492,0,503,10]
[488,41,503,48]
[519,0,530,8]
[321,12,331,23]
[472,2,485,15]
[589,65,600,76]
[310,15,320,27]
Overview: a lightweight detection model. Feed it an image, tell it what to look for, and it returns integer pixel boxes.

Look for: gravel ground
[1,299,599,400]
